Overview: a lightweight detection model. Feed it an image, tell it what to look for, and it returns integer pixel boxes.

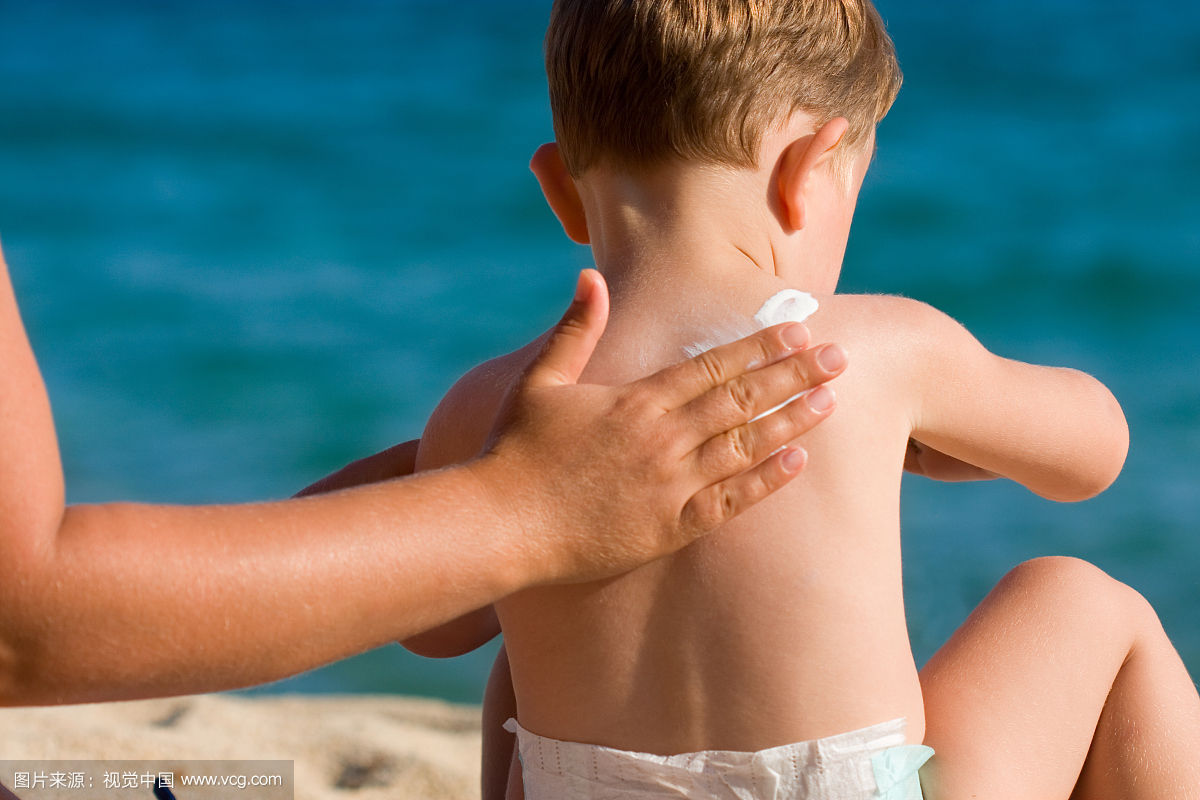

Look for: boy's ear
[776,117,850,232]
[530,143,590,244]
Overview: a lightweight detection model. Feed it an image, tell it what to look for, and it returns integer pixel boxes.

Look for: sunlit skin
[407,110,1200,800]
[0,240,847,707]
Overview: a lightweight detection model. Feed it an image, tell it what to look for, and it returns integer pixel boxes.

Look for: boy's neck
[576,164,841,304]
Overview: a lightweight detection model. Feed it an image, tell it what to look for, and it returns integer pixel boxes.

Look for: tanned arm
[0,259,845,705]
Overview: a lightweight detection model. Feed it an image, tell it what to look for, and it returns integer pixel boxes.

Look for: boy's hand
[904,438,998,482]
[473,269,847,587]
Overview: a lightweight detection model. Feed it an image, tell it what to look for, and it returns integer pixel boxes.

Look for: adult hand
[470,269,846,586]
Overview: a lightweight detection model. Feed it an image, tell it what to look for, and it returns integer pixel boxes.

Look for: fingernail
[816,344,847,372]
[807,385,836,412]
[573,271,591,302]
[781,324,810,350]
[781,447,807,473]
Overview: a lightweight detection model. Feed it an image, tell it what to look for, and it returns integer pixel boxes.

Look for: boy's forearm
[904,439,998,482]
[907,299,1128,502]
[0,248,517,703]
[920,356,1128,501]
[985,362,1126,501]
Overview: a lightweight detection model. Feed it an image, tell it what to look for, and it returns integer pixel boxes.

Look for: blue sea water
[0,1,1196,703]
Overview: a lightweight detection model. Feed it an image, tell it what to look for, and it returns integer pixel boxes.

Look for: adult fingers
[521,269,610,389]
[678,446,808,533]
[634,322,814,411]
[668,342,847,450]
[688,376,838,485]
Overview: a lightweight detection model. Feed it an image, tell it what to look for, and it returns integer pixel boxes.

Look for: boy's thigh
[918,557,1137,800]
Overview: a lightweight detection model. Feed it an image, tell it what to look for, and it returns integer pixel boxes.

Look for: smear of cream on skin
[683,289,818,356]
[752,289,819,330]
[683,289,820,421]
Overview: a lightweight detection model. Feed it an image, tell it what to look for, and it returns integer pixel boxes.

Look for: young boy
[405,1,1200,797]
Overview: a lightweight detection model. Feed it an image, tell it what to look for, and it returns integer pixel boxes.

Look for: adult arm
[296,442,503,659]
[0,253,843,705]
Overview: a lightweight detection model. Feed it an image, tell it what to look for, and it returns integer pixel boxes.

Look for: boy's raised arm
[896,298,1128,502]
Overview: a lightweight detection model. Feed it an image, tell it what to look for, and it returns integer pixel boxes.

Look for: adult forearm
[1,244,525,703]
[0,462,524,705]
[0,265,845,706]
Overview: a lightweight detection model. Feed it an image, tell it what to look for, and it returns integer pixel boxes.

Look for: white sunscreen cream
[752,289,819,329]
[683,289,820,421]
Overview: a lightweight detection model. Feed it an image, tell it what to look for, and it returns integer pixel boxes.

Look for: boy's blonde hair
[546,0,902,176]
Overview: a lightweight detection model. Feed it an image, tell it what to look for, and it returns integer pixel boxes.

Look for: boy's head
[545,0,902,178]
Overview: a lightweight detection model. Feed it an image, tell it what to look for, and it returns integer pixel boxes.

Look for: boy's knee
[1006,555,1110,589]
[1004,556,1159,631]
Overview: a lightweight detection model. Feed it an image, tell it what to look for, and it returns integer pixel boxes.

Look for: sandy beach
[0,694,481,800]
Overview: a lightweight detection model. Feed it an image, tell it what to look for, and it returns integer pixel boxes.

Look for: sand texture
[0,694,482,800]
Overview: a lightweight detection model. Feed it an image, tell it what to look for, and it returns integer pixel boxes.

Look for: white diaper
[503,717,932,800]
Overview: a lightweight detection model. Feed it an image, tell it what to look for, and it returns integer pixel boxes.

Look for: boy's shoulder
[416,337,545,471]
[415,293,973,470]
[803,292,981,418]
[809,292,968,362]
[813,292,952,331]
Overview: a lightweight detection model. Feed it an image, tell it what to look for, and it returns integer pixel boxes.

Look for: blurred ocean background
[0,0,1196,702]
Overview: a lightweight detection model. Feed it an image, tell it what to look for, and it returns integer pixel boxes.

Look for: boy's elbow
[400,631,465,659]
[400,608,501,659]
[1057,373,1129,502]
[400,630,485,659]
[1090,382,1129,496]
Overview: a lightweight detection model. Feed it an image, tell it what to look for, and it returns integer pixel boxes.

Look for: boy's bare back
[415,267,1124,756]
[419,286,918,753]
